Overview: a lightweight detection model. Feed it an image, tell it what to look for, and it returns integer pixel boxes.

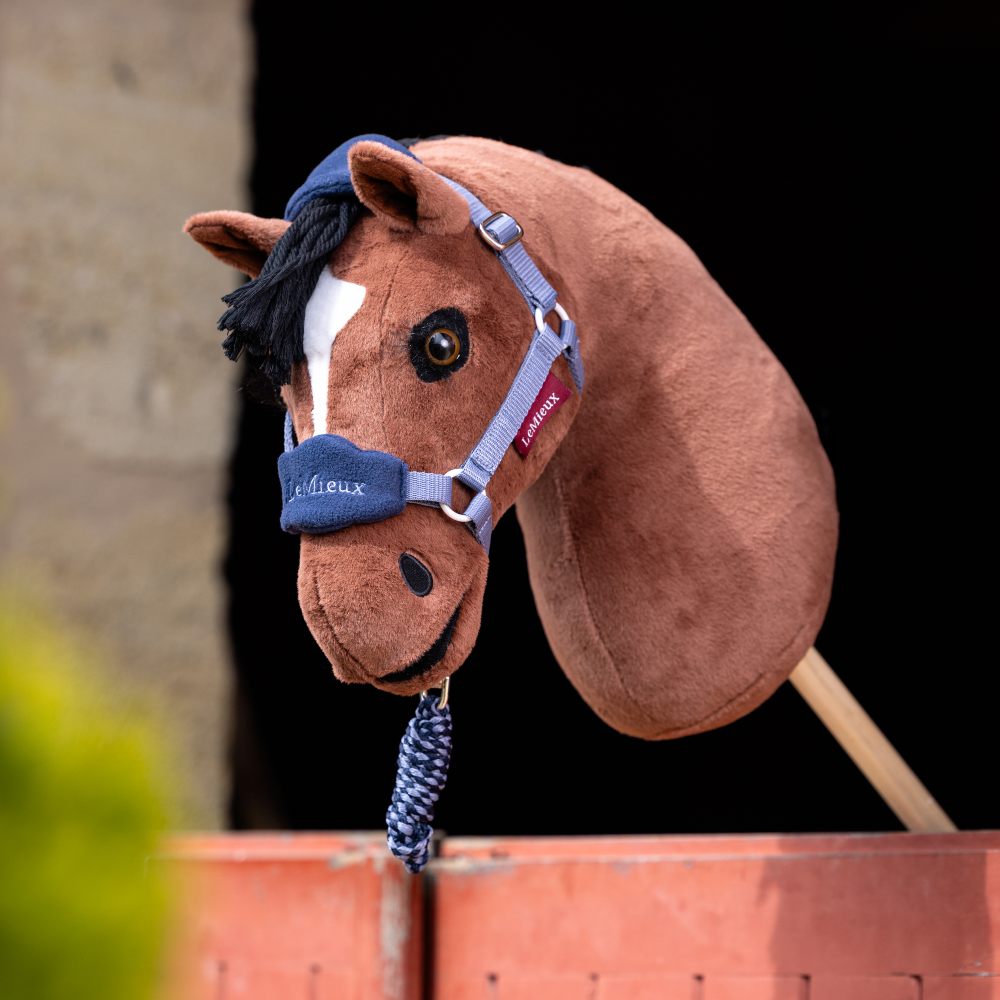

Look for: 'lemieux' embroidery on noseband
[277,148,585,557]
[286,477,366,500]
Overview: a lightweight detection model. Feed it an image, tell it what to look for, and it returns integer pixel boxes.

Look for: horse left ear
[183,210,290,278]
[348,140,469,236]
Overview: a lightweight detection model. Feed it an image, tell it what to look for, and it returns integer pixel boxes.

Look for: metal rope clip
[420,675,450,710]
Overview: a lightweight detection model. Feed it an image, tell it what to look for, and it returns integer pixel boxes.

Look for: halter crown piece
[277,134,584,873]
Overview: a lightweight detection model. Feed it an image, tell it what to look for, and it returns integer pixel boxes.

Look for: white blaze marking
[302,269,366,435]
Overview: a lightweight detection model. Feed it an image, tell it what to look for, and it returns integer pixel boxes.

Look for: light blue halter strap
[281,172,583,556]
[426,174,584,553]
[403,471,454,506]
[442,180,559,315]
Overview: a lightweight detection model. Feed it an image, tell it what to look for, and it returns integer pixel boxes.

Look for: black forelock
[216,135,453,394]
[215,194,361,390]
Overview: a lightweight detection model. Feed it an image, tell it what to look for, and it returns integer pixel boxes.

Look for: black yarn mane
[217,195,362,390]
[218,135,450,398]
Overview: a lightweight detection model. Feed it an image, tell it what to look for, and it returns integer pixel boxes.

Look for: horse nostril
[399,553,433,597]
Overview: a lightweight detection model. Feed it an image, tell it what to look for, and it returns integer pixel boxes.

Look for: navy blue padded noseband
[278,434,407,534]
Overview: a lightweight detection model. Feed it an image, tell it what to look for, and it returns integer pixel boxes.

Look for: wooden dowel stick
[788,647,957,832]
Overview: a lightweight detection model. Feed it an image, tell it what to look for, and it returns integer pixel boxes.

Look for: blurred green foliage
[0,596,181,999]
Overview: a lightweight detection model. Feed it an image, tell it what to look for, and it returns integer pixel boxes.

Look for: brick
[810,975,920,1000]
[704,975,807,999]
[924,977,1000,1000]
[598,974,701,999]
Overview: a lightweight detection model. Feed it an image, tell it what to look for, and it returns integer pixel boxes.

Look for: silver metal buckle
[478,211,524,252]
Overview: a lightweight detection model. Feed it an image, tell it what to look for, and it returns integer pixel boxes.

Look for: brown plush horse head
[184,134,838,740]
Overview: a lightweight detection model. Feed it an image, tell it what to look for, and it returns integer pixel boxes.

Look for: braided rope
[386,693,452,874]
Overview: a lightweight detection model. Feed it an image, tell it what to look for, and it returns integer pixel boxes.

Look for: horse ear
[348,140,469,236]
[183,210,290,278]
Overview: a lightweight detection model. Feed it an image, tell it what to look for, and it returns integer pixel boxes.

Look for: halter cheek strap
[280,174,584,555]
[431,175,584,554]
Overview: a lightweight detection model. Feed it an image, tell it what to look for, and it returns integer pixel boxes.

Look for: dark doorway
[224,12,995,835]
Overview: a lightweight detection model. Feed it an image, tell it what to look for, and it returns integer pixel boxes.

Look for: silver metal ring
[438,469,473,523]
[534,301,570,334]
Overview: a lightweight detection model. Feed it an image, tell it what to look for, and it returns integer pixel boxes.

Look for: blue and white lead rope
[385,692,453,873]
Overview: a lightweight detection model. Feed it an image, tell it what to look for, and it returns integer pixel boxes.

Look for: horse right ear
[183,210,290,278]
[348,140,469,236]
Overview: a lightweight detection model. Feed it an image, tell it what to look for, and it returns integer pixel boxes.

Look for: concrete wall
[0,1,251,829]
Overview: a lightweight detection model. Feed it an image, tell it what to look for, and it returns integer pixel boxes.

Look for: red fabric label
[514,372,571,456]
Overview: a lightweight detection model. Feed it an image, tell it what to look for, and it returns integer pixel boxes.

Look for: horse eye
[409,307,469,383]
[425,328,461,366]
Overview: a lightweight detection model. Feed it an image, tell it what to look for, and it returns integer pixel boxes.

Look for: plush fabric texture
[183,135,839,739]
